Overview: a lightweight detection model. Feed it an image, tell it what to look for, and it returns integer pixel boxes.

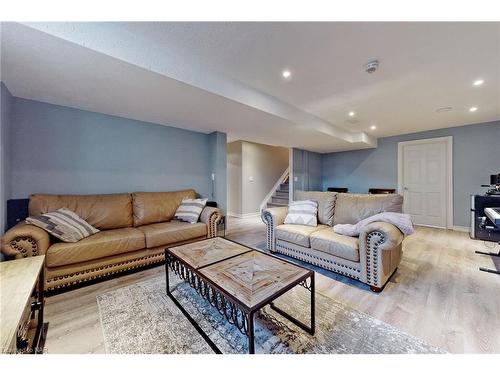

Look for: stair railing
[259,167,290,213]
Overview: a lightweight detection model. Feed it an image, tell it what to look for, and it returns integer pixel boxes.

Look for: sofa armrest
[360,222,404,250]
[359,221,404,291]
[261,206,288,252]
[200,206,222,238]
[1,222,51,258]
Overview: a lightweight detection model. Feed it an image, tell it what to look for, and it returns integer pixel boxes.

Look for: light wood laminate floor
[44,216,500,354]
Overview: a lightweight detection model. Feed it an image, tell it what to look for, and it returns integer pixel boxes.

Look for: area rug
[97,275,443,354]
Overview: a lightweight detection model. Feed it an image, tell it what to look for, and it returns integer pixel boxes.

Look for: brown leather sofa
[1,190,222,291]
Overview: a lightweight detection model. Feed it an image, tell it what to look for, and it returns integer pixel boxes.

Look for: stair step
[272,196,289,204]
[275,190,289,197]
[267,202,288,208]
[280,183,289,190]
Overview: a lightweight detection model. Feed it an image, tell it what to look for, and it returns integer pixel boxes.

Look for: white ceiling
[1,22,499,153]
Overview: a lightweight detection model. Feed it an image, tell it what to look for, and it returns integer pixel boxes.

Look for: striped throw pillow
[174,198,208,224]
[26,208,99,243]
[284,200,318,226]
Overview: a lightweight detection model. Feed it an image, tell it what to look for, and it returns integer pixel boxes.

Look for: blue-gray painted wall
[322,121,500,227]
[1,83,13,234]
[8,96,226,208]
[292,148,322,197]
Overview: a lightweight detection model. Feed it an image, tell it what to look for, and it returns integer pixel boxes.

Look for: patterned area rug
[97,274,443,354]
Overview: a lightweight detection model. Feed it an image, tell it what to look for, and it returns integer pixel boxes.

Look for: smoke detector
[436,106,453,113]
[364,59,380,74]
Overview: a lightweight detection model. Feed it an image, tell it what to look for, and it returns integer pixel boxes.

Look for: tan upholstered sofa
[262,191,405,292]
[1,190,222,291]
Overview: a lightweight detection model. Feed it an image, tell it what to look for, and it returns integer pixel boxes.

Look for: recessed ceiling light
[473,79,484,86]
[469,106,478,112]
[370,125,377,130]
[348,111,355,117]
[282,70,291,79]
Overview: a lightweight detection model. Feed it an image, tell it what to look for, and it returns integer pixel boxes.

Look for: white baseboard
[227,211,261,219]
[415,224,469,233]
[414,224,470,233]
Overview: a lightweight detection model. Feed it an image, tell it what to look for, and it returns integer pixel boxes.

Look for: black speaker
[471,194,500,242]
[6,198,30,231]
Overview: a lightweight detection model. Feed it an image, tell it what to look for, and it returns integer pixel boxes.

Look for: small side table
[0,256,48,354]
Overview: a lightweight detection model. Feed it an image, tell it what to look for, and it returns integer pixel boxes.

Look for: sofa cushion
[132,190,197,227]
[46,227,145,267]
[310,228,360,262]
[275,224,328,248]
[137,221,207,248]
[294,190,337,226]
[29,193,133,230]
[333,193,403,226]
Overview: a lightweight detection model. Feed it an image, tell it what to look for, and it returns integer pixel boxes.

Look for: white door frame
[397,136,453,229]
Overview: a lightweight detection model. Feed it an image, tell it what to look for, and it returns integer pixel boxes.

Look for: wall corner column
[208,131,227,214]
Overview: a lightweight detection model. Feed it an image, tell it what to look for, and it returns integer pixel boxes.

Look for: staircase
[266,178,289,208]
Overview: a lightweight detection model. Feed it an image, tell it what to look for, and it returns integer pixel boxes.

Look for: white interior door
[399,138,451,228]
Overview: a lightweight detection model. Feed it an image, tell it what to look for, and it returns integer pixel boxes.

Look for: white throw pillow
[174,198,208,224]
[284,200,318,226]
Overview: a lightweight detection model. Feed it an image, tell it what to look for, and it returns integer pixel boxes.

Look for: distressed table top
[0,256,45,352]
[168,237,251,269]
[199,249,310,309]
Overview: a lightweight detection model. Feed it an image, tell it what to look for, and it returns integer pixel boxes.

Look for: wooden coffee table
[165,237,315,354]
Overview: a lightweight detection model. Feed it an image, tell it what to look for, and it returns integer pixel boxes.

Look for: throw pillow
[294,190,337,226]
[174,198,208,224]
[26,208,99,243]
[284,200,318,226]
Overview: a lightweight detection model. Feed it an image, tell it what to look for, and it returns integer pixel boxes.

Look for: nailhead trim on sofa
[10,237,38,258]
[275,242,361,280]
[365,231,385,287]
[208,211,222,238]
[46,252,165,290]
[261,211,275,252]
